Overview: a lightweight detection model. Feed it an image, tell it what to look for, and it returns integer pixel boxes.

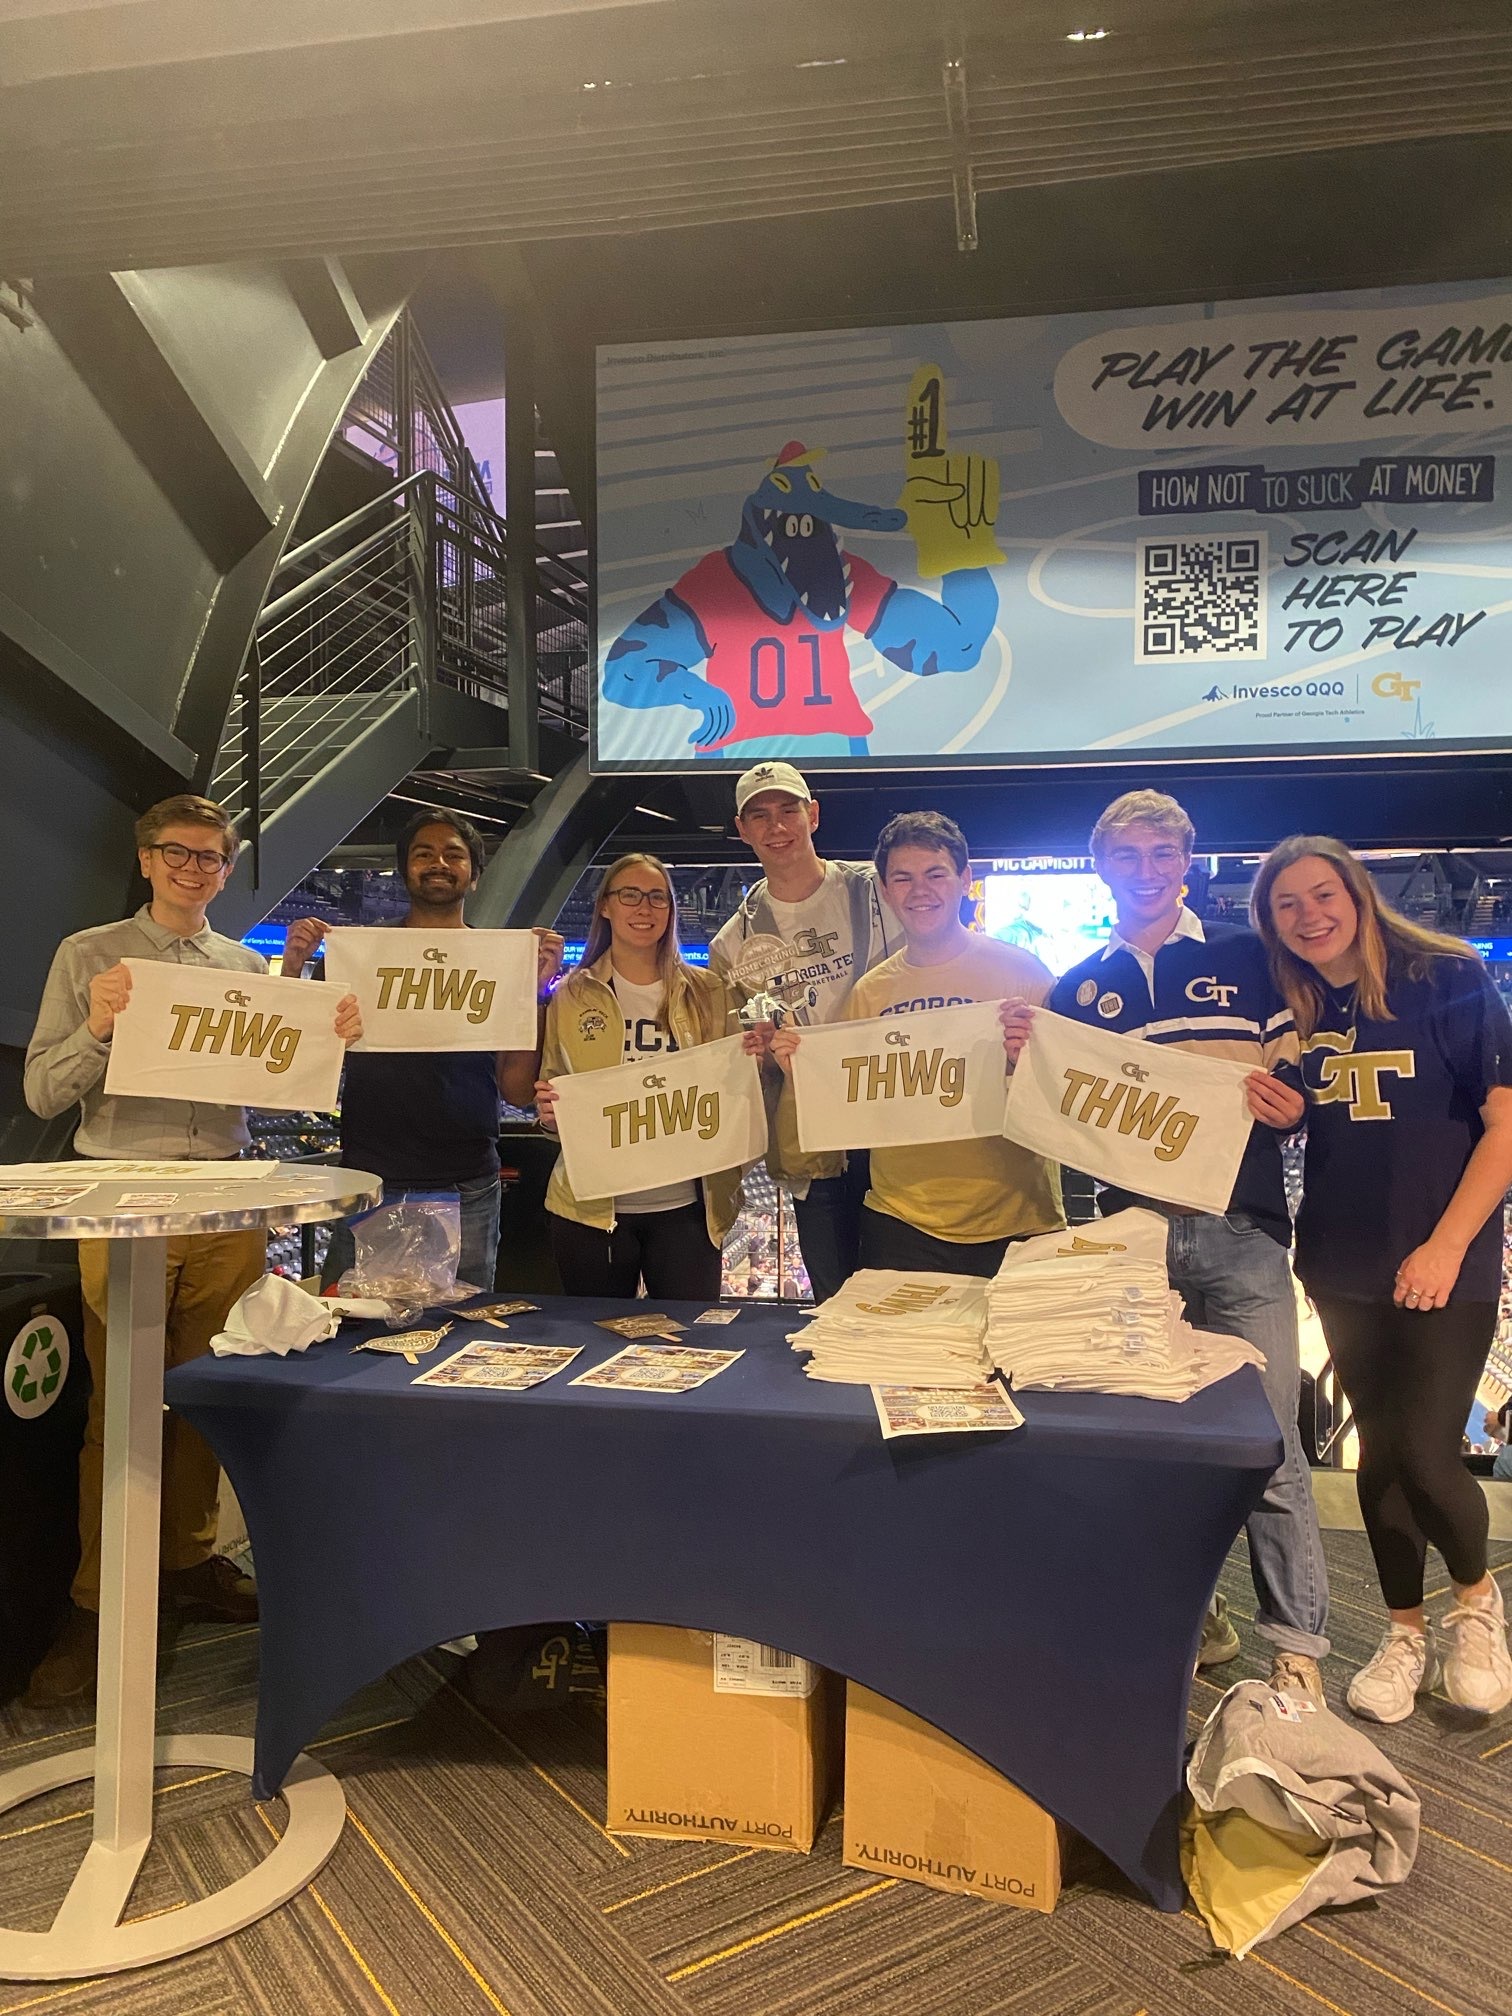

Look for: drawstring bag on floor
[1182,1679,1419,1956]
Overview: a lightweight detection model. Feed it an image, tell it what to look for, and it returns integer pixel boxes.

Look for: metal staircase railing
[211,476,431,834]
[211,469,593,872]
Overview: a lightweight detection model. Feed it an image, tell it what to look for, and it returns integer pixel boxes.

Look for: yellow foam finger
[904,363,950,468]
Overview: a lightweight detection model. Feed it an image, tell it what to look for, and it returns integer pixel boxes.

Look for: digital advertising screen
[979,868,1116,978]
[594,279,1512,774]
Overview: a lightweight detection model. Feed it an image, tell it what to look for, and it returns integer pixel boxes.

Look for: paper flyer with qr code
[595,279,1512,774]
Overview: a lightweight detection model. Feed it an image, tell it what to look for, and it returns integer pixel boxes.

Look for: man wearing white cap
[709,762,900,1301]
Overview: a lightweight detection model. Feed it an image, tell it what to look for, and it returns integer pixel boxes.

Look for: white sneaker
[1440,1580,1512,1715]
[1346,1625,1437,1724]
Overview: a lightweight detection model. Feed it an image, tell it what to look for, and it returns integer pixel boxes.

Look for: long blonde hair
[1251,834,1474,1037]
[570,852,684,988]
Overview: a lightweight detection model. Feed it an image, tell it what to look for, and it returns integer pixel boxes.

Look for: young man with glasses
[282,808,561,1293]
[709,762,901,1302]
[21,794,362,1706]
[1002,788,1331,1701]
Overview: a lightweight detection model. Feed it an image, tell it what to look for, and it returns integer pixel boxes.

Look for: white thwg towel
[1002,1008,1254,1214]
[551,1034,767,1201]
[791,999,1010,1153]
[105,960,344,1114]
[323,926,538,1052]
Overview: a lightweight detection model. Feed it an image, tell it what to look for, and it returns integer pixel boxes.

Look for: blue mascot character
[602,366,1006,756]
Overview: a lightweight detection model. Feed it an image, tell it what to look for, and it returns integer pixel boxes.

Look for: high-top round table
[0,1163,378,1982]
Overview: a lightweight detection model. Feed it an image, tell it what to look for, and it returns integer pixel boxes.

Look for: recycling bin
[0,1265,87,1701]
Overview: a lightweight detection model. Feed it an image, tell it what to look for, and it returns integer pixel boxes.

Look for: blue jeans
[321,1174,501,1295]
[1165,1212,1330,1659]
[792,1153,871,1305]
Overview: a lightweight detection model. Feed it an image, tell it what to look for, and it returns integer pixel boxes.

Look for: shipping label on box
[713,1635,819,1698]
[607,1624,836,1852]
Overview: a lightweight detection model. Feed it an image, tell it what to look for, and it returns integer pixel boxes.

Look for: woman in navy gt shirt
[1253,835,1512,1725]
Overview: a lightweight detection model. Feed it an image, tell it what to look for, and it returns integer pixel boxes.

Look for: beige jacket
[541,952,745,1244]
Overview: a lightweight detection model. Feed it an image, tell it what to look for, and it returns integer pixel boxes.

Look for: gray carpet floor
[2,1530,1509,2016]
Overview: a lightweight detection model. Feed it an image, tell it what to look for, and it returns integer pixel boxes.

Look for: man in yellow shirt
[773,811,1062,1276]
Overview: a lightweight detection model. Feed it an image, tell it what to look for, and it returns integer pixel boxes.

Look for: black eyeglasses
[608,887,672,911]
[149,842,230,874]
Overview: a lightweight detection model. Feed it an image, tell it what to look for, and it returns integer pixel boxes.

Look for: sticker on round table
[5,1315,69,1420]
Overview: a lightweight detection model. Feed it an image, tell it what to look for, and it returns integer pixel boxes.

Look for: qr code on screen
[1136,534,1267,664]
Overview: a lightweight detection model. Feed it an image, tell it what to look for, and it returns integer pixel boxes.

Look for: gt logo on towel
[166,1003,300,1074]
[374,965,497,1023]
[603,1086,722,1147]
[840,1048,966,1108]
[1058,1066,1198,1162]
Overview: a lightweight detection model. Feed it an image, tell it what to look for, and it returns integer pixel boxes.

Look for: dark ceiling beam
[285,257,369,359]
[1,4,1509,274]
[31,272,278,574]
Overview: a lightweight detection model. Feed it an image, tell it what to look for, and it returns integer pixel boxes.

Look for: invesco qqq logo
[5,1315,69,1420]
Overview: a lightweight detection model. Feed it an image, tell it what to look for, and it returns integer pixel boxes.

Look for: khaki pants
[73,1230,267,1610]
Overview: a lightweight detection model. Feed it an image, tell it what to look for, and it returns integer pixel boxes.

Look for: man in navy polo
[1005,788,1330,1701]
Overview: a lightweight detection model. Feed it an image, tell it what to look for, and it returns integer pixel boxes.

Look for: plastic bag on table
[336,1193,482,1326]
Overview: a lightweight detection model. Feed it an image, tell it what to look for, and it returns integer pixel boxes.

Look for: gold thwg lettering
[374,965,497,1024]
[167,1003,300,1075]
[1057,1067,1197,1162]
[839,1048,966,1107]
[602,1087,721,1149]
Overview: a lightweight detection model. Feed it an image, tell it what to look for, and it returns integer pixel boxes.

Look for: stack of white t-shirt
[985,1209,1265,1402]
[787,1270,992,1387]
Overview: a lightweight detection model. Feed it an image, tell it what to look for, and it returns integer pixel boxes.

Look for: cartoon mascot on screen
[601,367,1006,756]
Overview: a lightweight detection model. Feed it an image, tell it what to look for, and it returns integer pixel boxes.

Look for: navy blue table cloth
[164,1295,1282,1911]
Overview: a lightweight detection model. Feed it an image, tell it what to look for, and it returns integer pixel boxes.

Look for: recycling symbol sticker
[5,1314,69,1421]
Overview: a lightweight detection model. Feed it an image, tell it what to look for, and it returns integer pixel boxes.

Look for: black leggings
[548,1203,721,1303]
[1314,1295,1495,1610]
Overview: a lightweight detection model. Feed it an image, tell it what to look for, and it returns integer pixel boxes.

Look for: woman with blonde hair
[535,853,752,1300]
[1253,833,1512,1722]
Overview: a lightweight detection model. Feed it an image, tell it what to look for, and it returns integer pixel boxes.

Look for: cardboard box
[607,1624,838,1852]
[843,1683,1061,1912]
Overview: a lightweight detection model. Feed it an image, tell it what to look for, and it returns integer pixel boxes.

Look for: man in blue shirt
[284,809,561,1291]
[1005,789,1330,1701]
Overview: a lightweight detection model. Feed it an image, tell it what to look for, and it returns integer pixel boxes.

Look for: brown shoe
[161,1555,258,1624]
[24,1604,99,1709]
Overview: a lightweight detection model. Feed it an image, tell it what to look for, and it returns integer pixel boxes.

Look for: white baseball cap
[735,761,812,816]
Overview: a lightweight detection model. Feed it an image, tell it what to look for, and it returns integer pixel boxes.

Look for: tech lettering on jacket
[1057,1058,1198,1162]
[373,950,496,1024]
[165,990,301,1074]
[602,1073,721,1148]
[839,1029,966,1108]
